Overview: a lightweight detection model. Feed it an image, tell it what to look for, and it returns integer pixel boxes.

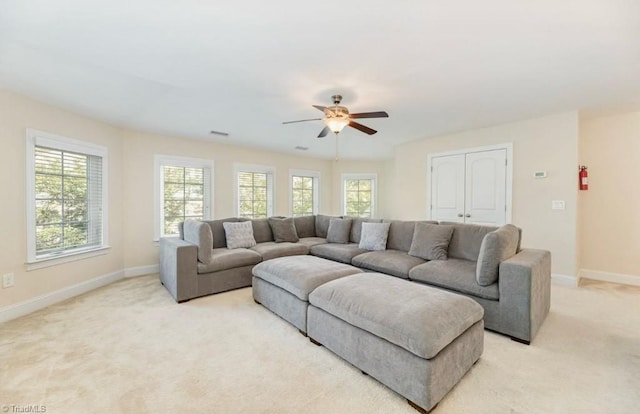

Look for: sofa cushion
[358,222,391,251]
[352,249,426,279]
[297,237,328,248]
[183,220,214,264]
[386,220,417,252]
[293,215,316,238]
[326,218,352,244]
[348,217,383,243]
[197,247,262,273]
[251,218,274,243]
[250,242,309,261]
[409,259,499,301]
[476,224,520,286]
[443,222,499,261]
[223,221,257,249]
[408,223,454,261]
[268,217,299,243]
[315,214,335,238]
[309,272,484,359]
[310,243,367,264]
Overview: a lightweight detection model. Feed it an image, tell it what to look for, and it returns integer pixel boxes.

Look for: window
[290,170,319,216]
[155,155,213,239]
[235,164,274,218]
[342,174,377,218]
[26,129,108,264]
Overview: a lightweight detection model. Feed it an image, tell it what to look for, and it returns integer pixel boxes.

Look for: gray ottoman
[252,255,362,333]
[307,273,484,413]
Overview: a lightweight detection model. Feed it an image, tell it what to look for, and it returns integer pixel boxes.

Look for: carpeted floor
[1,275,639,414]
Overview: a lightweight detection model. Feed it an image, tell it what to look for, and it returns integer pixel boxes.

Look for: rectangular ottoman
[252,255,362,334]
[307,273,484,413]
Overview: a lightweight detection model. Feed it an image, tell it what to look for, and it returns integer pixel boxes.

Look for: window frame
[154,155,214,241]
[26,128,109,268]
[289,169,320,217]
[341,173,377,218]
[234,163,275,218]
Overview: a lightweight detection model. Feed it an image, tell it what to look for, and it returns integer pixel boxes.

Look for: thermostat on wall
[533,171,547,179]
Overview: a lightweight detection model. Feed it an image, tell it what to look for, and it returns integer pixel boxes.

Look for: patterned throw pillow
[223,221,257,249]
[358,222,391,251]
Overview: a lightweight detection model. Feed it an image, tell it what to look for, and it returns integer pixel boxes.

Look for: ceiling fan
[283,95,389,138]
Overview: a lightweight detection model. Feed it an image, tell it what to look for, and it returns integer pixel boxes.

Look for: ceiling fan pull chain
[335,134,340,161]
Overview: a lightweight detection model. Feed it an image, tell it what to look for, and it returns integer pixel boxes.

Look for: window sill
[26,246,111,271]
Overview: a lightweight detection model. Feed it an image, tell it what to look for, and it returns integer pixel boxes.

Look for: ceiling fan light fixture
[325,117,349,134]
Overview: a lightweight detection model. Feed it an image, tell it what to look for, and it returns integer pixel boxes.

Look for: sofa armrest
[160,237,198,302]
[498,248,551,343]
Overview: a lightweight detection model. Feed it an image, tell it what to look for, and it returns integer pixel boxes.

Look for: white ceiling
[1,0,639,160]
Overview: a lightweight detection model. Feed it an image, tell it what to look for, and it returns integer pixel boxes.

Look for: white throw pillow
[358,222,391,251]
[223,221,257,249]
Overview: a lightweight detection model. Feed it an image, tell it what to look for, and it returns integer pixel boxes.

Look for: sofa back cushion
[408,223,454,260]
[476,224,520,286]
[203,218,244,248]
[183,220,213,264]
[444,222,499,261]
[251,218,274,243]
[294,215,316,238]
[326,218,353,244]
[315,214,338,238]
[386,220,417,252]
[348,217,383,243]
[268,217,299,243]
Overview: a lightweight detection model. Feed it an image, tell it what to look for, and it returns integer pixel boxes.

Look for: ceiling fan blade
[282,118,323,124]
[317,126,330,138]
[348,121,377,135]
[313,104,337,117]
[349,111,389,119]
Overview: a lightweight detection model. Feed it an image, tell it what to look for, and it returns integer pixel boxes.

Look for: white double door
[430,148,509,225]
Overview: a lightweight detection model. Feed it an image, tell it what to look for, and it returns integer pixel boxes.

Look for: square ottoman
[252,255,362,334]
[307,273,484,413]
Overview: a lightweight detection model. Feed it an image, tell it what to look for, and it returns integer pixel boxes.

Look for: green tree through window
[292,175,315,216]
[162,166,206,235]
[34,147,102,255]
[238,171,269,218]
[345,178,373,217]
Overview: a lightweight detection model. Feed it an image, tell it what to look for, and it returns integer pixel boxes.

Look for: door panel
[465,149,507,225]
[430,154,465,222]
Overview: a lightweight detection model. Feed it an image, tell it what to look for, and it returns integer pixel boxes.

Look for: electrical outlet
[3,272,15,288]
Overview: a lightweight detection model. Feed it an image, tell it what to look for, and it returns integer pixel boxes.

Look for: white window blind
[27,130,108,264]
[154,155,213,239]
[290,170,319,216]
[236,165,274,219]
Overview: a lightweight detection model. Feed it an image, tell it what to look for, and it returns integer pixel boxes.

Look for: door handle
[465,214,471,218]
[457,213,463,217]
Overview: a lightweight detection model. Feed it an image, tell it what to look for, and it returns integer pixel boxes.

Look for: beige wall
[579,112,640,278]
[0,90,124,307]
[385,112,580,277]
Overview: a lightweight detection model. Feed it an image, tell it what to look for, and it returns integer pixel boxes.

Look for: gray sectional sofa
[159,214,551,344]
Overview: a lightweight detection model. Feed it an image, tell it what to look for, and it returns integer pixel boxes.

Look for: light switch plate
[551,200,566,210]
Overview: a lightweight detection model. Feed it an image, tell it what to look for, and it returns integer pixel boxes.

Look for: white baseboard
[580,269,640,287]
[551,273,579,288]
[124,264,159,278]
[0,270,124,324]
[0,264,160,324]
